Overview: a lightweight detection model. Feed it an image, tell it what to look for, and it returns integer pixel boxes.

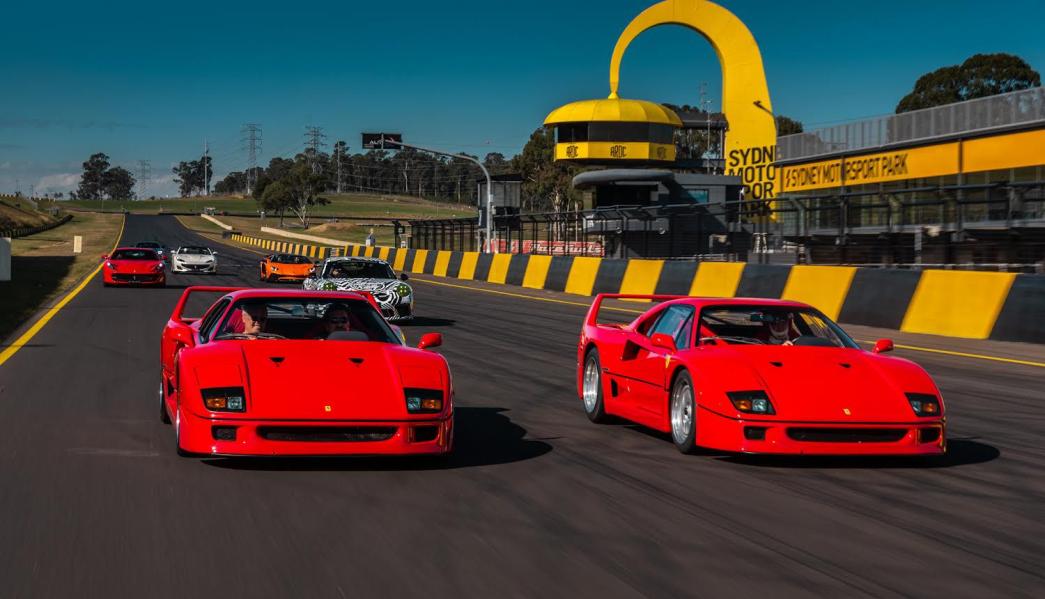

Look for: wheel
[174,407,195,457]
[581,348,610,423]
[159,380,171,424]
[670,370,697,454]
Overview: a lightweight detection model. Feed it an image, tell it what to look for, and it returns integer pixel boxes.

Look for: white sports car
[171,246,218,274]
[304,257,414,320]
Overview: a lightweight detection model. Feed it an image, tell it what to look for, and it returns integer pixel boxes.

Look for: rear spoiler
[171,286,247,322]
[585,294,689,326]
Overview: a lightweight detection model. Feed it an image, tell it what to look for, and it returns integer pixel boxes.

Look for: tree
[215,171,246,194]
[896,53,1040,113]
[172,155,214,196]
[76,153,110,200]
[511,128,578,212]
[102,166,135,200]
[260,180,294,227]
[775,115,804,136]
[483,152,510,175]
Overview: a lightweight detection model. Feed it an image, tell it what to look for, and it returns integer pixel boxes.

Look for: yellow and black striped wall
[230,234,1044,344]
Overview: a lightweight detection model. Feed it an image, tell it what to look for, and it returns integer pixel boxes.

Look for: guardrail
[226,232,1045,344]
[0,214,73,239]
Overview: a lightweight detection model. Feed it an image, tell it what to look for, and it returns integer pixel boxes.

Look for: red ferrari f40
[577,295,946,456]
[160,287,452,457]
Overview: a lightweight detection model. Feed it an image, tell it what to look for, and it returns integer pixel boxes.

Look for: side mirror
[399,273,409,281]
[650,333,677,353]
[417,332,442,350]
[171,326,195,347]
[872,338,894,354]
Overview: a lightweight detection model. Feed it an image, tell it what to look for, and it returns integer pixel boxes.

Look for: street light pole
[382,139,495,252]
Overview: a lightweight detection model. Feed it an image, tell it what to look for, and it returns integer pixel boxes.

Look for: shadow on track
[200,406,552,471]
[400,316,456,327]
[717,439,999,469]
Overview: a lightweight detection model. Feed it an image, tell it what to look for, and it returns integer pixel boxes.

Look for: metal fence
[408,181,1045,271]
[778,87,1045,162]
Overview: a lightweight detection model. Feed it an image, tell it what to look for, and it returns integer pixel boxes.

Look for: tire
[670,370,697,454]
[159,380,171,424]
[581,348,610,423]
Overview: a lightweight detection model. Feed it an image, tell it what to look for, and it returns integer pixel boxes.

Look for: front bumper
[173,261,216,273]
[696,407,946,455]
[179,410,453,456]
[380,300,414,321]
[105,272,166,285]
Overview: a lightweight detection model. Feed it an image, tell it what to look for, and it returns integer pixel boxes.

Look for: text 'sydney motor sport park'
[2,0,1045,597]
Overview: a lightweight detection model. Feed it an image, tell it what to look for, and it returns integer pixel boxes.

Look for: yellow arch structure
[609,0,778,200]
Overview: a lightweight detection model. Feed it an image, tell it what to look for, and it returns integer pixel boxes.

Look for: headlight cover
[404,388,443,413]
[906,393,941,417]
[396,283,412,296]
[201,387,247,412]
[727,390,775,415]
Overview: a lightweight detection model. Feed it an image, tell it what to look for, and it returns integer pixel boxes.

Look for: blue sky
[2,0,1043,197]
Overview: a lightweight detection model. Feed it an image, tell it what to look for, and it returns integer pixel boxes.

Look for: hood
[700,346,934,422]
[109,259,163,274]
[187,340,445,420]
[320,278,402,292]
[174,254,213,263]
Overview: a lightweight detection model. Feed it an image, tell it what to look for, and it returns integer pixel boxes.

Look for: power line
[241,123,262,195]
[303,125,327,175]
[137,160,151,199]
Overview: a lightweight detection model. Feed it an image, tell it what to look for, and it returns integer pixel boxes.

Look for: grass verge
[0,212,123,343]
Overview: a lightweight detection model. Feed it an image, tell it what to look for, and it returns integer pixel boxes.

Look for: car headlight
[271,266,279,272]
[154,263,165,272]
[906,393,941,417]
[106,261,116,270]
[404,388,443,413]
[727,390,775,415]
[201,387,246,412]
[396,283,412,296]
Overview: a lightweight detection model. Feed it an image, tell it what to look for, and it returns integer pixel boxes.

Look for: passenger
[240,304,269,339]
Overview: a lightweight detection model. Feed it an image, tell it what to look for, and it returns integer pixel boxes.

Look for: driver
[240,304,269,339]
[323,304,352,335]
[767,313,795,346]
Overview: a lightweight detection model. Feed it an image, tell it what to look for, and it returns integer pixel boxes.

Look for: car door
[630,305,695,417]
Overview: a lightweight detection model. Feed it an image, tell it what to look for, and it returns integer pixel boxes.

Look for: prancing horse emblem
[843,408,851,416]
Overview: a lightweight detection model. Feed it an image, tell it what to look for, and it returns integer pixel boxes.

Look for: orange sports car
[259,253,315,282]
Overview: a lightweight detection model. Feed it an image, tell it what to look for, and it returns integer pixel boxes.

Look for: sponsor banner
[494,239,604,255]
[781,143,960,193]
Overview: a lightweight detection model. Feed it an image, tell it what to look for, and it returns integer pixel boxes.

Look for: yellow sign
[781,143,960,193]
[608,0,778,200]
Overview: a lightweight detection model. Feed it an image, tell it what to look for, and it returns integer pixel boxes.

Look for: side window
[648,305,695,349]
[199,299,232,342]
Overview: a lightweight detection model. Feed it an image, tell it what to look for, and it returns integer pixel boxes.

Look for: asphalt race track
[1,214,1042,597]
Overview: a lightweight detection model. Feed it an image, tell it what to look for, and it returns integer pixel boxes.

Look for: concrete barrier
[260,227,346,246]
[227,233,1045,343]
[200,214,232,231]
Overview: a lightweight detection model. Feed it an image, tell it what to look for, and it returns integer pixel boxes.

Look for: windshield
[213,298,400,343]
[273,254,311,264]
[136,242,161,249]
[111,249,159,260]
[323,260,396,279]
[698,305,858,348]
[178,246,210,255]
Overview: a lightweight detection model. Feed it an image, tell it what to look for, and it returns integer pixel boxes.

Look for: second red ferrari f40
[160,286,452,457]
[577,295,946,456]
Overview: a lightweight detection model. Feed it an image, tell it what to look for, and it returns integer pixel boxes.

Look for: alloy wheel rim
[582,358,599,413]
[671,380,693,445]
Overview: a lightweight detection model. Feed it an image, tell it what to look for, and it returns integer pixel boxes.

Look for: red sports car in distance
[578,295,946,456]
[160,286,452,457]
[102,247,166,287]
